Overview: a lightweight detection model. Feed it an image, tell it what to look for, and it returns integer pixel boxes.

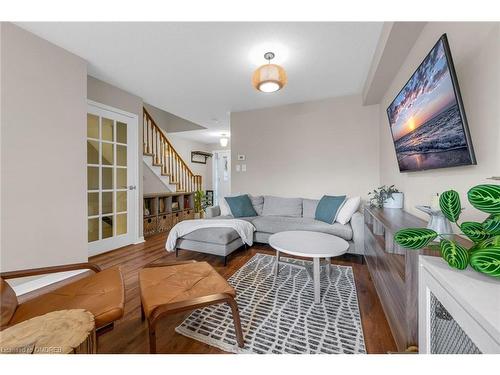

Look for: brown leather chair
[1,262,125,332]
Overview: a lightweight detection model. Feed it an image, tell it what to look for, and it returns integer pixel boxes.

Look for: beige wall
[143,163,170,194]
[143,103,204,133]
[167,134,213,191]
[88,76,143,117]
[378,22,500,223]
[362,22,426,105]
[87,76,144,237]
[231,95,380,199]
[1,23,87,271]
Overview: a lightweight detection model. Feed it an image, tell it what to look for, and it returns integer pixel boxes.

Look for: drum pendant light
[252,52,287,93]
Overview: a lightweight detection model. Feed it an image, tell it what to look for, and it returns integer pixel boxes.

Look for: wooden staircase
[143,107,202,193]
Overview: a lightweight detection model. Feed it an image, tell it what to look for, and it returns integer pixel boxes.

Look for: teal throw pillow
[225,194,257,218]
[315,195,346,224]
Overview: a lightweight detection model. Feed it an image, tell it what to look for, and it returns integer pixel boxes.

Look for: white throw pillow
[219,193,242,216]
[220,197,231,216]
[336,196,361,225]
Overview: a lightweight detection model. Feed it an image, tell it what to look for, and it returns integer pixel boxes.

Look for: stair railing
[143,107,202,192]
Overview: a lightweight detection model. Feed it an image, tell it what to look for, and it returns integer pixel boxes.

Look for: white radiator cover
[418,256,500,354]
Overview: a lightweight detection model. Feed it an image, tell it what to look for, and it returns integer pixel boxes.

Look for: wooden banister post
[156,133,161,164]
[143,114,147,153]
[168,147,172,176]
[152,125,156,159]
[147,116,150,153]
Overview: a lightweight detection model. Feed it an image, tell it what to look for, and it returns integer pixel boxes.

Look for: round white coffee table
[269,231,349,304]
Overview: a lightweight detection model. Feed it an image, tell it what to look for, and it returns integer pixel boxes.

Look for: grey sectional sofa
[174,195,365,264]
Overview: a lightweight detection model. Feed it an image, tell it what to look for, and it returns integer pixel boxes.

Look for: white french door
[87,101,139,256]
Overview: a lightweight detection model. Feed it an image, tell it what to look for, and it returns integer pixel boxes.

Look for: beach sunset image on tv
[387,35,475,172]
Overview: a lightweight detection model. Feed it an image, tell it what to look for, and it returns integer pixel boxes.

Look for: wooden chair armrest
[149,293,234,324]
[0,262,102,279]
[144,260,197,268]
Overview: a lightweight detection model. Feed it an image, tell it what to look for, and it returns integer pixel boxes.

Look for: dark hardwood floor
[90,233,397,354]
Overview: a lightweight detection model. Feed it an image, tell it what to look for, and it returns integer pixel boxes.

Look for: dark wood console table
[363,207,469,352]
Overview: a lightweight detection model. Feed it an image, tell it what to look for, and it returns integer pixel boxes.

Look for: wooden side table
[0,309,96,354]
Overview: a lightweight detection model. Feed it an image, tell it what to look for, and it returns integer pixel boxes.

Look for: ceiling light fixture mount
[263,51,275,61]
[252,51,287,93]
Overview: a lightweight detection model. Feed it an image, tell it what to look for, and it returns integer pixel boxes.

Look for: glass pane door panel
[102,143,114,165]
[102,192,113,214]
[116,145,127,166]
[116,168,127,189]
[102,118,114,141]
[116,214,127,236]
[116,191,127,213]
[88,218,99,242]
[87,114,99,139]
[116,122,127,144]
[102,167,114,190]
[88,167,99,190]
[88,192,99,216]
[102,216,113,239]
[87,140,99,164]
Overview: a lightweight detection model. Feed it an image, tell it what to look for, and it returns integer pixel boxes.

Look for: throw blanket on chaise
[165,219,256,252]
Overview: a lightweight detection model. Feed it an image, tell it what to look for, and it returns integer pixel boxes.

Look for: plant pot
[194,212,201,219]
[383,192,404,209]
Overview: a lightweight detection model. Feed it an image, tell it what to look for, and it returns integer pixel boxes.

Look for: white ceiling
[17,22,383,144]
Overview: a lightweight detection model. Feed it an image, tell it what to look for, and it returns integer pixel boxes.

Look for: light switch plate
[237,154,246,161]
[242,164,247,172]
[235,164,241,172]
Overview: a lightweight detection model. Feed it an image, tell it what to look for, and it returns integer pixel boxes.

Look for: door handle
[129,185,137,190]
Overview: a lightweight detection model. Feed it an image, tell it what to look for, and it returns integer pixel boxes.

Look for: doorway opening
[212,150,231,206]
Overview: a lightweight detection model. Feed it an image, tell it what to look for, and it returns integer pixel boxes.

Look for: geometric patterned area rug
[176,253,366,354]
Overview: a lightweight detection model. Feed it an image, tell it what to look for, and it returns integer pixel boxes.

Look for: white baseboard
[8,270,87,297]
[134,236,145,244]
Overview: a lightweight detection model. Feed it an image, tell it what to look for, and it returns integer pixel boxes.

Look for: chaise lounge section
[175,227,247,265]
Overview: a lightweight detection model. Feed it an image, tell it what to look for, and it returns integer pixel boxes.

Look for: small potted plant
[194,190,208,219]
[368,185,404,209]
[394,184,500,279]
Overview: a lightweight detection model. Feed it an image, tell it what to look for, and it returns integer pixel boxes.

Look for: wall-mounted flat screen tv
[387,34,476,172]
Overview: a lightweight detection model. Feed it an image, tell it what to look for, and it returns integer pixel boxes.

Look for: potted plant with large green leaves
[394,184,500,278]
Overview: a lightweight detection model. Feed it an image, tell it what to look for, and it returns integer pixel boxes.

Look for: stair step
[152,162,162,167]
[144,152,154,156]
[161,173,170,176]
